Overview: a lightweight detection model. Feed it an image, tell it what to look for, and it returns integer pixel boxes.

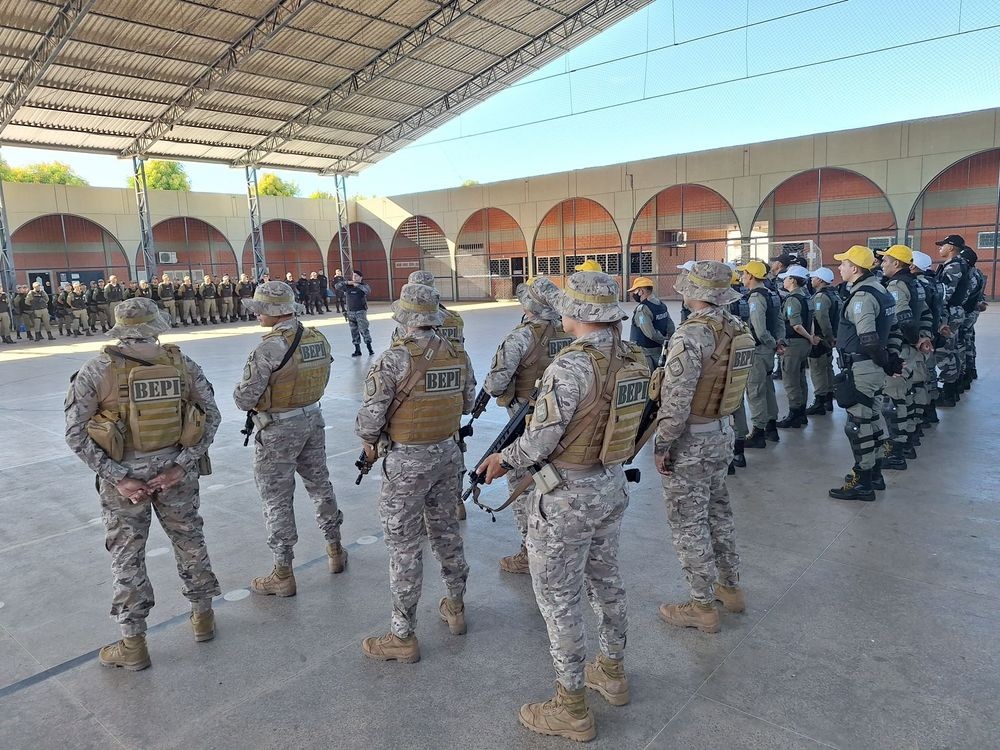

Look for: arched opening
[533,198,622,292]
[241,220,323,284]
[628,184,740,300]
[10,214,128,292]
[752,167,897,268]
[334,223,389,300]
[455,208,527,300]
[138,217,237,284]
[390,216,452,300]
[908,148,1000,298]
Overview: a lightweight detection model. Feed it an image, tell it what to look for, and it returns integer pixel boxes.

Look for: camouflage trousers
[747,346,778,429]
[961,312,979,371]
[345,310,371,345]
[253,409,342,566]
[98,451,220,637]
[506,403,531,539]
[845,362,886,471]
[924,346,939,399]
[526,465,629,691]
[936,309,966,384]
[379,439,468,638]
[661,426,739,604]
[732,396,748,439]
[781,338,810,409]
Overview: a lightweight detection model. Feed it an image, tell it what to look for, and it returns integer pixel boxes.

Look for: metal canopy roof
[0,0,651,175]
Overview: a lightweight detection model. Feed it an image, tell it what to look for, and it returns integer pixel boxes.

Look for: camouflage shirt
[355,329,477,444]
[64,338,221,483]
[501,326,614,469]
[483,321,536,399]
[654,306,737,449]
[233,318,304,411]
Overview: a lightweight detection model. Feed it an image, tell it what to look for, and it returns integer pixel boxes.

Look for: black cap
[935,234,965,247]
[772,253,796,267]
[960,246,978,265]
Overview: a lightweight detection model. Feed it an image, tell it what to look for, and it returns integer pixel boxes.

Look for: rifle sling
[385,335,444,426]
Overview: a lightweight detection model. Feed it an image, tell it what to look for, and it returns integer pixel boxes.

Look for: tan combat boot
[250,565,296,597]
[438,596,466,635]
[518,683,596,742]
[658,600,721,633]
[191,610,215,642]
[499,545,530,574]
[361,632,420,663]
[327,542,348,574]
[456,501,467,521]
[99,635,151,671]
[715,583,746,613]
[584,654,630,706]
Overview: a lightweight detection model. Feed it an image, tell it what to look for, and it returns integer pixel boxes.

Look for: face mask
[630,292,641,303]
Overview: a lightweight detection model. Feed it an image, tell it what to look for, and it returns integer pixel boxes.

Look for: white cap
[808,267,835,283]
[911,250,933,271]
[778,265,810,280]
[676,260,696,272]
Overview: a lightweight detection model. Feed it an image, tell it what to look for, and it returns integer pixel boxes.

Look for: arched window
[10,214,128,291]
[533,198,621,290]
[241,220,323,283]
[391,216,452,300]
[456,208,527,300]
[908,149,1000,298]
[334,223,389,300]
[138,217,236,284]
[629,185,740,299]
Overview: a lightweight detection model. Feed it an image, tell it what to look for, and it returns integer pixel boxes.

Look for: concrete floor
[0,301,997,750]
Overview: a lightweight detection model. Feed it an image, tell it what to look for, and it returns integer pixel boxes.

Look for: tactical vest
[100,345,191,452]
[136,287,151,299]
[387,335,466,444]
[69,291,87,309]
[237,282,254,298]
[783,290,812,340]
[630,297,673,349]
[157,283,175,300]
[105,285,124,302]
[552,338,649,468]
[889,272,927,345]
[836,277,894,357]
[817,287,841,337]
[497,319,573,407]
[438,305,465,348]
[683,314,755,420]
[937,257,970,307]
[200,283,218,299]
[745,287,781,344]
[915,274,940,332]
[0,294,7,313]
[93,287,107,304]
[963,268,985,313]
[27,291,47,310]
[219,282,235,297]
[256,325,331,412]
[179,284,195,300]
[343,285,368,311]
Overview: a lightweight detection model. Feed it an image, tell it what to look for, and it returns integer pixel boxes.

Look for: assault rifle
[354,449,372,485]
[460,388,491,439]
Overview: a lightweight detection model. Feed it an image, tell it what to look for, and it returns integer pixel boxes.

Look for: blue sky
[3,0,999,198]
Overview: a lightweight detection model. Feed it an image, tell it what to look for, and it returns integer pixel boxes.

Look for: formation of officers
[0,267,358,343]
[61,233,985,743]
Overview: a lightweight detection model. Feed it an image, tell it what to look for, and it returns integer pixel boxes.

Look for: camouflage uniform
[234,313,342,567]
[356,285,475,638]
[64,299,221,637]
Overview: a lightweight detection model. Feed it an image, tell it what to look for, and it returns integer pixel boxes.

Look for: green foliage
[461,179,480,186]
[1,159,88,185]
[127,160,191,191]
[258,172,299,196]
[309,190,335,199]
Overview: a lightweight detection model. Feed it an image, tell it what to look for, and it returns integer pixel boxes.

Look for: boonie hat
[737,259,768,280]
[833,245,876,270]
[877,244,914,265]
[107,297,171,339]
[408,270,436,287]
[935,234,965,247]
[675,261,741,306]
[516,277,559,320]
[392,283,444,328]
[809,267,835,283]
[626,276,654,292]
[241,281,304,317]
[778,265,809,280]
[554,271,626,323]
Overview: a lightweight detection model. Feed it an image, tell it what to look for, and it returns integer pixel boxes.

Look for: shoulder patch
[668,358,684,377]
[533,391,559,427]
[749,301,757,312]
[853,301,864,313]
[786,304,795,316]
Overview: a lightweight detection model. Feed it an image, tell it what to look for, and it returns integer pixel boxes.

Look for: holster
[834,368,873,409]
[251,411,274,431]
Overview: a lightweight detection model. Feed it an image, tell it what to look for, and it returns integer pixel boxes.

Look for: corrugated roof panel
[287,3,374,42]
[1,0,60,31]
[0,54,29,78]
[184,108,287,133]
[297,124,376,144]
[265,27,361,65]
[163,125,261,149]
[281,139,353,158]
[446,23,532,57]
[239,53,350,90]
[377,0,442,28]
[343,95,420,122]
[317,109,398,132]
[412,38,498,73]
[95,0,256,43]
[387,57,470,92]
[14,106,147,134]
[75,13,231,63]
[29,87,159,119]
[199,89,304,120]
[58,40,202,86]
[361,75,443,107]
[0,25,44,55]
[221,71,327,106]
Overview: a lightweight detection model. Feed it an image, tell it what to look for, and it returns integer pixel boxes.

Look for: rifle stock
[626,340,669,465]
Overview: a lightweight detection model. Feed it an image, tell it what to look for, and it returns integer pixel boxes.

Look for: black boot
[34,332,42,342]
[732,439,746,468]
[902,436,917,460]
[805,399,827,416]
[970,366,978,381]
[745,428,767,449]
[366,342,374,355]
[825,393,835,412]
[776,407,804,429]
[2,336,12,344]
[765,420,780,442]
[351,345,362,357]
[47,331,55,340]
[882,441,907,471]
[728,462,736,476]
[829,468,876,501]
[911,428,921,447]
[871,460,886,491]
[923,401,940,424]
[937,384,956,407]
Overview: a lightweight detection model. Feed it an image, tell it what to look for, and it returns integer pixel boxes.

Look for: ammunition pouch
[198,452,212,476]
[834,369,873,409]
[87,410,125,461]
[179,402,206,447]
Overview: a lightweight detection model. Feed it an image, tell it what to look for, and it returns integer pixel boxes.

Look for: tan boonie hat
[674,260,741,305]
[241,280,304,316]
[516,277,560,320]
[554,271,626,323]
[408,269,436,287]
[392,283,444,328]
[107,297,171,339]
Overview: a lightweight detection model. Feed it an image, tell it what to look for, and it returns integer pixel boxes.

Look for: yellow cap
[877,244,914,265]
[736,259,768,280]
[626,276,654,292]
[833,245,876,270]
[575,259,603,272]
[731,271,741,285]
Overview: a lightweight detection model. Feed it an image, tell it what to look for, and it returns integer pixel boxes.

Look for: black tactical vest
[837,277,894,358]
[783,290,812,339]
[630,297,673,348]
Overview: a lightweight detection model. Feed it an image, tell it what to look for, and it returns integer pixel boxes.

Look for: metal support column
[132,156,158,282]
[0,169,15,294]
[246,165,267,280]
[334,173,353,275]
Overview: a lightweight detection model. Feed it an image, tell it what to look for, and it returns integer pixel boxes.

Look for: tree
[127,160,190,191]
[461,179,480,187]
[258,173,299,197]
[3,160,88,185]
[309,190,335,200]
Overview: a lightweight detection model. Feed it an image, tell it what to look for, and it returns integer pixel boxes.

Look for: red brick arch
[242,219,323,283]
[10,213,129,285]
[456,207,527,300]
[532,198,622,292]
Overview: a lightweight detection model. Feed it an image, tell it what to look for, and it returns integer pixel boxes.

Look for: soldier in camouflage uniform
[64,297,221,671]
[483,276,571,573]
[357,283,475,664]
[655,261,752,635]
[933,235,970,406]
[478,270,644,743]
[234,281,346,597]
